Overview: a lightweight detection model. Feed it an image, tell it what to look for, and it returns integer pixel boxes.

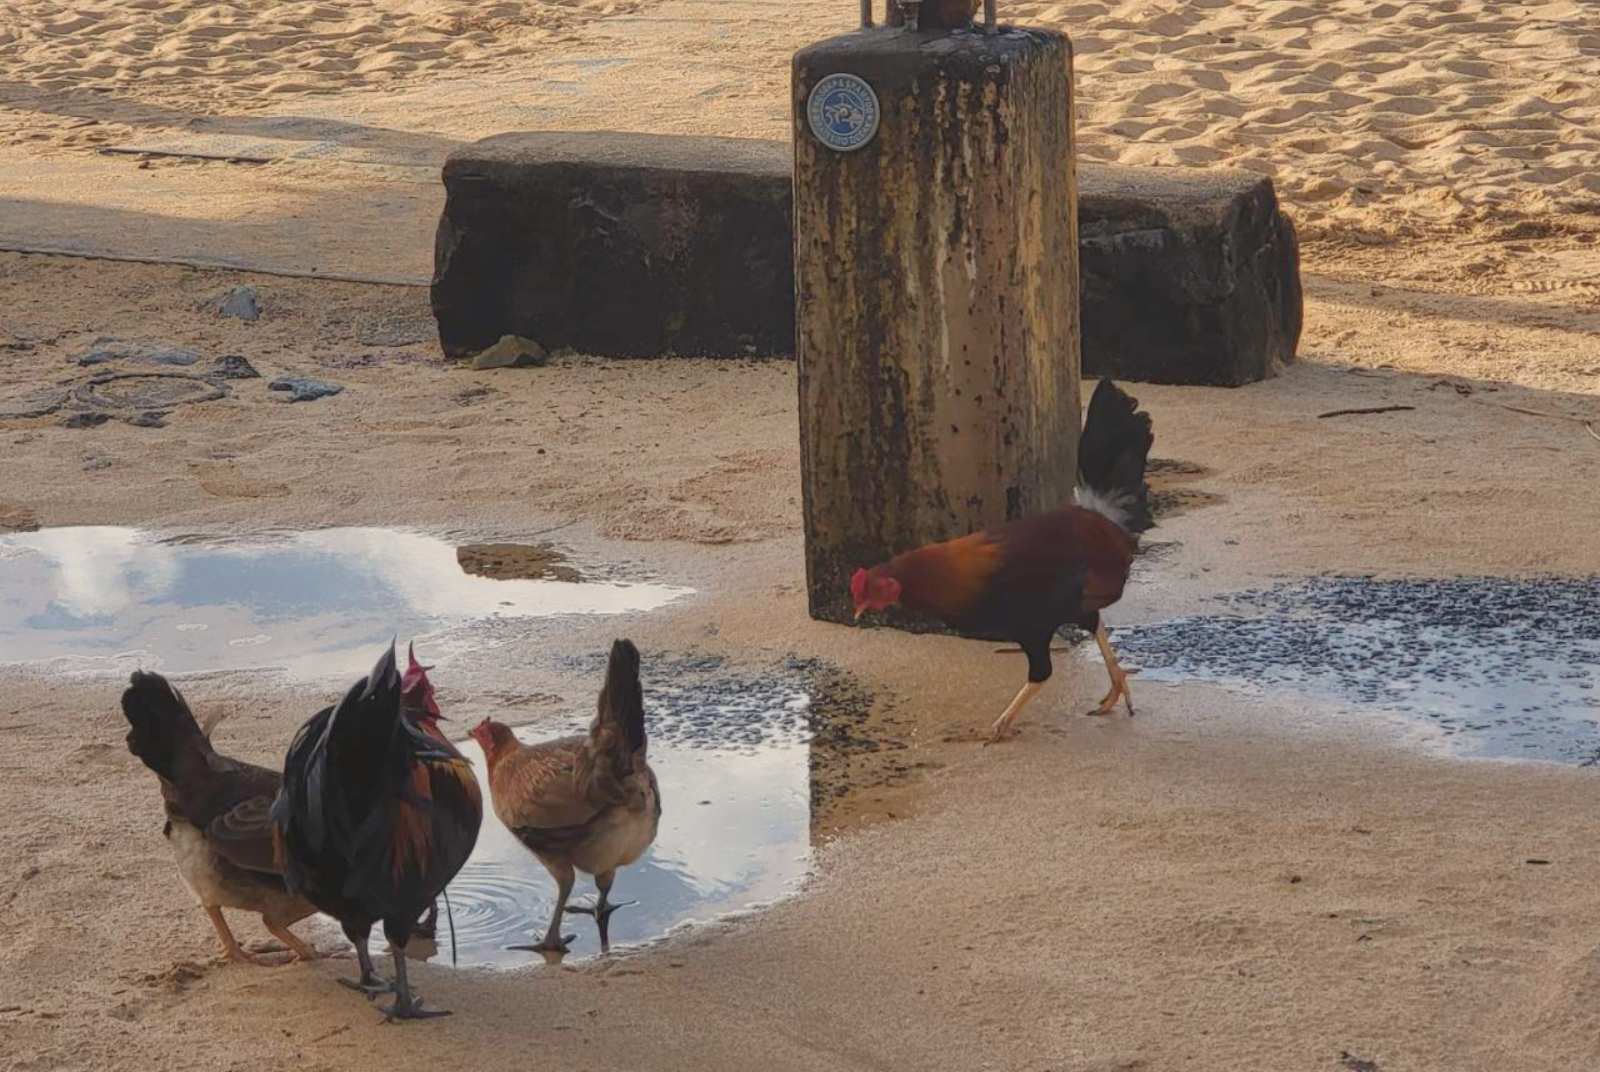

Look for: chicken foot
[380,946,449,1022]
[986,681,1044,743]
[205,906,274,966]
[337,934,394,997]
[508,864,576,954]
[264,919,319,962]
[1084,623,1135,717]
[564,873,634,953]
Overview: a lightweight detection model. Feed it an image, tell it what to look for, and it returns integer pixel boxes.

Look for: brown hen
[471,639,660,953]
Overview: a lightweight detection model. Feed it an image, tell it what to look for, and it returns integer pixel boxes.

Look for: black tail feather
[121,670,205,782]
[1076,377,1155,534]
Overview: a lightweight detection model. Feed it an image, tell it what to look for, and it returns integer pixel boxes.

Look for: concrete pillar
[793,26,1081,629]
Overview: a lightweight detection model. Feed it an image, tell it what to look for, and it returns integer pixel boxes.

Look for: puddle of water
[0,527,688,680]
[382,668,814,966]
[1116,576,1600,764]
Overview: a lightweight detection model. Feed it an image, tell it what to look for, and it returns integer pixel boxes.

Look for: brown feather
[486,736,606,831]
[882,531,1006,620]
[389,765,435,883]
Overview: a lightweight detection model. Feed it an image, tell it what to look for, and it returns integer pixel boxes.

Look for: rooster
[121,672,319,965]
[271,643,481,1020]
[470,639,660,955]
[851,377,1155,742]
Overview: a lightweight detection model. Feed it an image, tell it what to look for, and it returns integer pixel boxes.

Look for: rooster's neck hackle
[887,531,1005,619]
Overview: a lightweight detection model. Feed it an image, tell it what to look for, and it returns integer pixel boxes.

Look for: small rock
[62,412,111,429]
[0,386,71,420]
[126,411,168,428]
[218,286,261,322]
[471,334,548,370]
[83,457,113,471]
[76,338,200,367]
[268,376,343,403]
[210,354,261,380]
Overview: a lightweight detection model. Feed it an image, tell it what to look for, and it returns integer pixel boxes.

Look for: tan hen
[471,639,660,953]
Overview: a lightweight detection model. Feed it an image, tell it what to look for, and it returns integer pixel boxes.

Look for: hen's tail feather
[1075,377,1155,535]
[599,639,646,758]
[577,639,647,794]
[121,670,206,782]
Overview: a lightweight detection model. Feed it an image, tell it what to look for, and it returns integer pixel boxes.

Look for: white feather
[1074,484,1135,531]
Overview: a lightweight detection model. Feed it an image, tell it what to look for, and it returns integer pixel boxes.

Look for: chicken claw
[382,1002,451,1022]
[985,681,1044,743]
[982,724,1019,746]
[339,938,394,998]
[1084,624,1136,717]
[206,908,282,966]
[381,993,451,1022]
[565,897,636,952]
[379,949,449,1022]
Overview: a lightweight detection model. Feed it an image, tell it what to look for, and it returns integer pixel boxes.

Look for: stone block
[431,131,794,359]
[430,134,1302,387]
[1078,163,1302,386]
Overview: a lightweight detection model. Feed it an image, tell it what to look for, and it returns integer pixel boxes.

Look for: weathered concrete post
[793,7,1080,629]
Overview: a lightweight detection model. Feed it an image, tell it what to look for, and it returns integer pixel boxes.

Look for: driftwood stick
[1317,405,1416,419]
[1475,400,1600,444]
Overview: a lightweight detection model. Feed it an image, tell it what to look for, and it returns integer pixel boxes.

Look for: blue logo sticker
[807,73,881,153]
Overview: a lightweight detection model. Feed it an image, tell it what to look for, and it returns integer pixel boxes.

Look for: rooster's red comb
[849,568,870,603]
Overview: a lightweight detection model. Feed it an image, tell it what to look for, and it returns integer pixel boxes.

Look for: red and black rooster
[271,643,481,1020]
[851,377,1155,742]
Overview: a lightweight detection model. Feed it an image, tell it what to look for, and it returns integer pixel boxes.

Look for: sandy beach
[3,1,1600,1069]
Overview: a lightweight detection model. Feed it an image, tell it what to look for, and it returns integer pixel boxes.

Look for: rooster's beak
[853,605,865,621]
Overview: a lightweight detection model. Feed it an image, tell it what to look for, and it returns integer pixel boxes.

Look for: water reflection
[0,527,688,680]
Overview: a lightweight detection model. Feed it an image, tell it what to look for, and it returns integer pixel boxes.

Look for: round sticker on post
[807,73,881,153]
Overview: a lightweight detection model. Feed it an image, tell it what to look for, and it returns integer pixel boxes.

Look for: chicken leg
[564,871,635,953]
[264,918,319,962]
[508,860,576,954]
[205,906,268,965]
[987,681,1045,743]
[1084,623,1135,717]
[338,930,394,997]
[381,944,449,1021]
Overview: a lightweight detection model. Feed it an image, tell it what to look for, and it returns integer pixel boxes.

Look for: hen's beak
[853,605,866,621]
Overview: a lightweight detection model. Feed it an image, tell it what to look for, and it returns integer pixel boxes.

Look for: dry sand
[4,0,1599,244]
[3,0,1600,1069]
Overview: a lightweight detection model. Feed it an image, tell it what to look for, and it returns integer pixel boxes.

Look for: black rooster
[271,643,481,1020]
